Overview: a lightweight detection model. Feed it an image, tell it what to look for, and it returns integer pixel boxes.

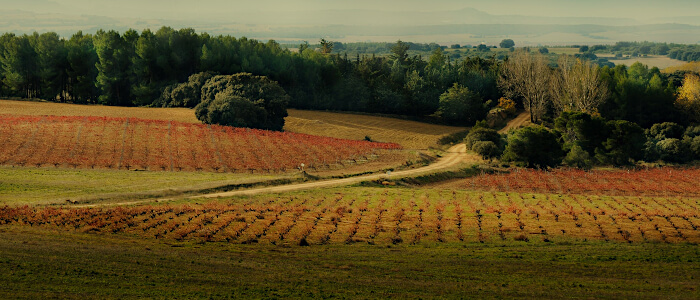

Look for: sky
[3,0,699,21]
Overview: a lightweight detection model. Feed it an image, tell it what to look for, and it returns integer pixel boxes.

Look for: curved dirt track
[196,143,472,198]
[499,111,530,134]
[77,144,473,207]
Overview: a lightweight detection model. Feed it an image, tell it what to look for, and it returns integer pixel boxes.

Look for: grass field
[285,109,466,149]
[0,100,199,123]
[546,47,581,55]
[599,54,686,69]
[1,226,697,299]
[0,166,291,206]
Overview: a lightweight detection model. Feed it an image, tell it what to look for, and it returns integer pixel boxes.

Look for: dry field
[664,61,700,73]
[546,47,581,55]
[599,55,686,69]
[285,109,466,149]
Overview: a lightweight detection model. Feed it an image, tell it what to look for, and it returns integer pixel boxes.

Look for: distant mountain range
[1,6,699,45]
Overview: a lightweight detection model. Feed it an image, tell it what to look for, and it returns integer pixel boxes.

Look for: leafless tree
[551,56,609,115]
[499,50,552,123]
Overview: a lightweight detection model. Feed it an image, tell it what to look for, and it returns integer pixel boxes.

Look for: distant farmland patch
[664,61,700,73]
[599,55,686,69]
[0,115,400,173]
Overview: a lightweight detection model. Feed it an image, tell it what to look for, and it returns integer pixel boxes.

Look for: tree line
[1,28,699,130]
[0,29,504,125]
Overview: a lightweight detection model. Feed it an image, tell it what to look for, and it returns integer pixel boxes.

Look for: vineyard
[436,168,700,197]
[2,189,698,245]
[0,115,401,172]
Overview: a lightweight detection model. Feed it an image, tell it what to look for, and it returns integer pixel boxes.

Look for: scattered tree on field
[158,72,215,107]
[499,39,515,49]
[195,73,289,131]
[554,111,607,155]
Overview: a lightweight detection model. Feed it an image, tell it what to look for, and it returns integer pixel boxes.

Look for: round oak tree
[195,73,290,131]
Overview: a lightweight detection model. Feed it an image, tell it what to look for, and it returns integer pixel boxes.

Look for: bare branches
[551,56,609,115]
[499,51,552,123]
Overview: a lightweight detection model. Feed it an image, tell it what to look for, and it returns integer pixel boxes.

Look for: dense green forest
[0,28,698,129]
[0,28,503,124]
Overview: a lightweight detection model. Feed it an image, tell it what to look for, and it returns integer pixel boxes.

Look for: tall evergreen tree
[66,31,98,103]
[1,34,39,98]
[94,30,133,106]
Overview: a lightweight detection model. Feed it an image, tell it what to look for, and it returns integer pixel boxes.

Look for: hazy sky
[4,0,699,20]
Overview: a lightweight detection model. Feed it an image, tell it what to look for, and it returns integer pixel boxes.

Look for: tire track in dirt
[80,144,474,207]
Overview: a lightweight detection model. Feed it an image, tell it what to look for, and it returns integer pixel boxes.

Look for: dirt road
[499,111,530,134]
[196,143,473,198]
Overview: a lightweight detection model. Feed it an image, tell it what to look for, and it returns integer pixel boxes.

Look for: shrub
[689,136,700,159]
[595,120,645,166]
[648,122,684,140]
[685,125,700,138]
[497,97,516,116]
[502,125,564,168]
[438,130,469,145]
[554,111,607,154]
[563,145,593,170]
[657,138,691,163]
[465,127,501,150]
[437,83,486,125]
[472,141,501,161]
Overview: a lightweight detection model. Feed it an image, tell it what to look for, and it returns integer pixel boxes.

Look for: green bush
[563,145,593,170]
[648,122,684,140]
[657,138,691,163]
[437,83,486,125]
[553,111,607,154]
[689,136,700,159]
[502,125,564,168]
[465,127,501,150]
[195,73,289,131]
[595,120,645,166]
[157,72,215,108]
[472,141,500,161]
